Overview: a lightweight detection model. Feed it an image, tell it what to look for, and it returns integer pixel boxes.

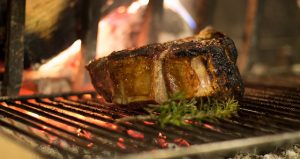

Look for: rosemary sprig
[116,93,239,127]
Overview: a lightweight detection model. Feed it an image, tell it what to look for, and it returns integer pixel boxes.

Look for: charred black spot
[174,47,208,57]
[108,43,167,61]
[174,50,198,57]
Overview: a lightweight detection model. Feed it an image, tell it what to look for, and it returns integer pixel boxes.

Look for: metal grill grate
[0,83,300,158]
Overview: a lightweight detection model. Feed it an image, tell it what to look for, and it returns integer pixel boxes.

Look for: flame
[23,39,82,81]
[128,0,196,29]
[96,0,195,59]
[127,0,149,14]
[21,39,85,95]
[164,0,196,30]
[38,39,82,77]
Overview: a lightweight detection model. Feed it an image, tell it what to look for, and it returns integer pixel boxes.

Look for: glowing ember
[4,102,97,143]
[158,132,167,139]
[203,123,221,132]
[118,137,125,142]
[87,143,94,148]
[15,101,21,104]
[47,135,58,144]
[173,138,190,147]
[143,121,155,125]
[68,96,79,100]
[156,132,168,148]
[23,110,69,131]
[76,129,93,140]
[33,102,117,130]
[0,102,8,107]
[82,94,92,99]
[127,130,144,140]
[184,120,200,125]
[27,99,36,103]
[29,127,58,144]
[49,108,118,131]
[19,86,36,95]
[29,112,40,118]
[41,98,113,121]
[76,128,82,136]
[117,141,126,150]
[156,138,168,148]
[7,105,41,119]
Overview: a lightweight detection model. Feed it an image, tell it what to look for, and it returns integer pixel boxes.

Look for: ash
[231,145,300,159]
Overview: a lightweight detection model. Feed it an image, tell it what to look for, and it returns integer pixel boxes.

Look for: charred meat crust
[87,27,244,104]
[86,57,113,102]
[108,44,167,60]
[168,37,243,98]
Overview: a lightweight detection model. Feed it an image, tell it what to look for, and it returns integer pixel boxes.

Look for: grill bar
[0,84,300,158]
[0,119,80,159]
[19,101,153,152]
[122,131,300,159]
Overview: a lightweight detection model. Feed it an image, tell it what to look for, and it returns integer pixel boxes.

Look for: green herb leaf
[116,93,239,127]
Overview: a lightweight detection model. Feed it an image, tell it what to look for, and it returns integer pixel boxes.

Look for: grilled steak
[87,27,244,104]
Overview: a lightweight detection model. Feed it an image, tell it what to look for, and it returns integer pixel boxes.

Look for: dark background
[0,0,299,75]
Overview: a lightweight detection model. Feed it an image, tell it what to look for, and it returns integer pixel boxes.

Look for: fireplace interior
[0,0,300,158]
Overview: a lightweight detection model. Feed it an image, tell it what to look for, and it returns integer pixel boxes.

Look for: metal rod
[121,131,300,159]
[0,119,80,158]
[2,0,26,96]
[0,85,300,158]
[238,0,265,74]
[0,91,96,101]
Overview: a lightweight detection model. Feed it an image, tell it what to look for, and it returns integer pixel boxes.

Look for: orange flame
[38,40,82,77]
[21,39,83,95]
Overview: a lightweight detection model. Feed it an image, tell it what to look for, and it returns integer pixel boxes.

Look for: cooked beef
[87,27,244,104]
